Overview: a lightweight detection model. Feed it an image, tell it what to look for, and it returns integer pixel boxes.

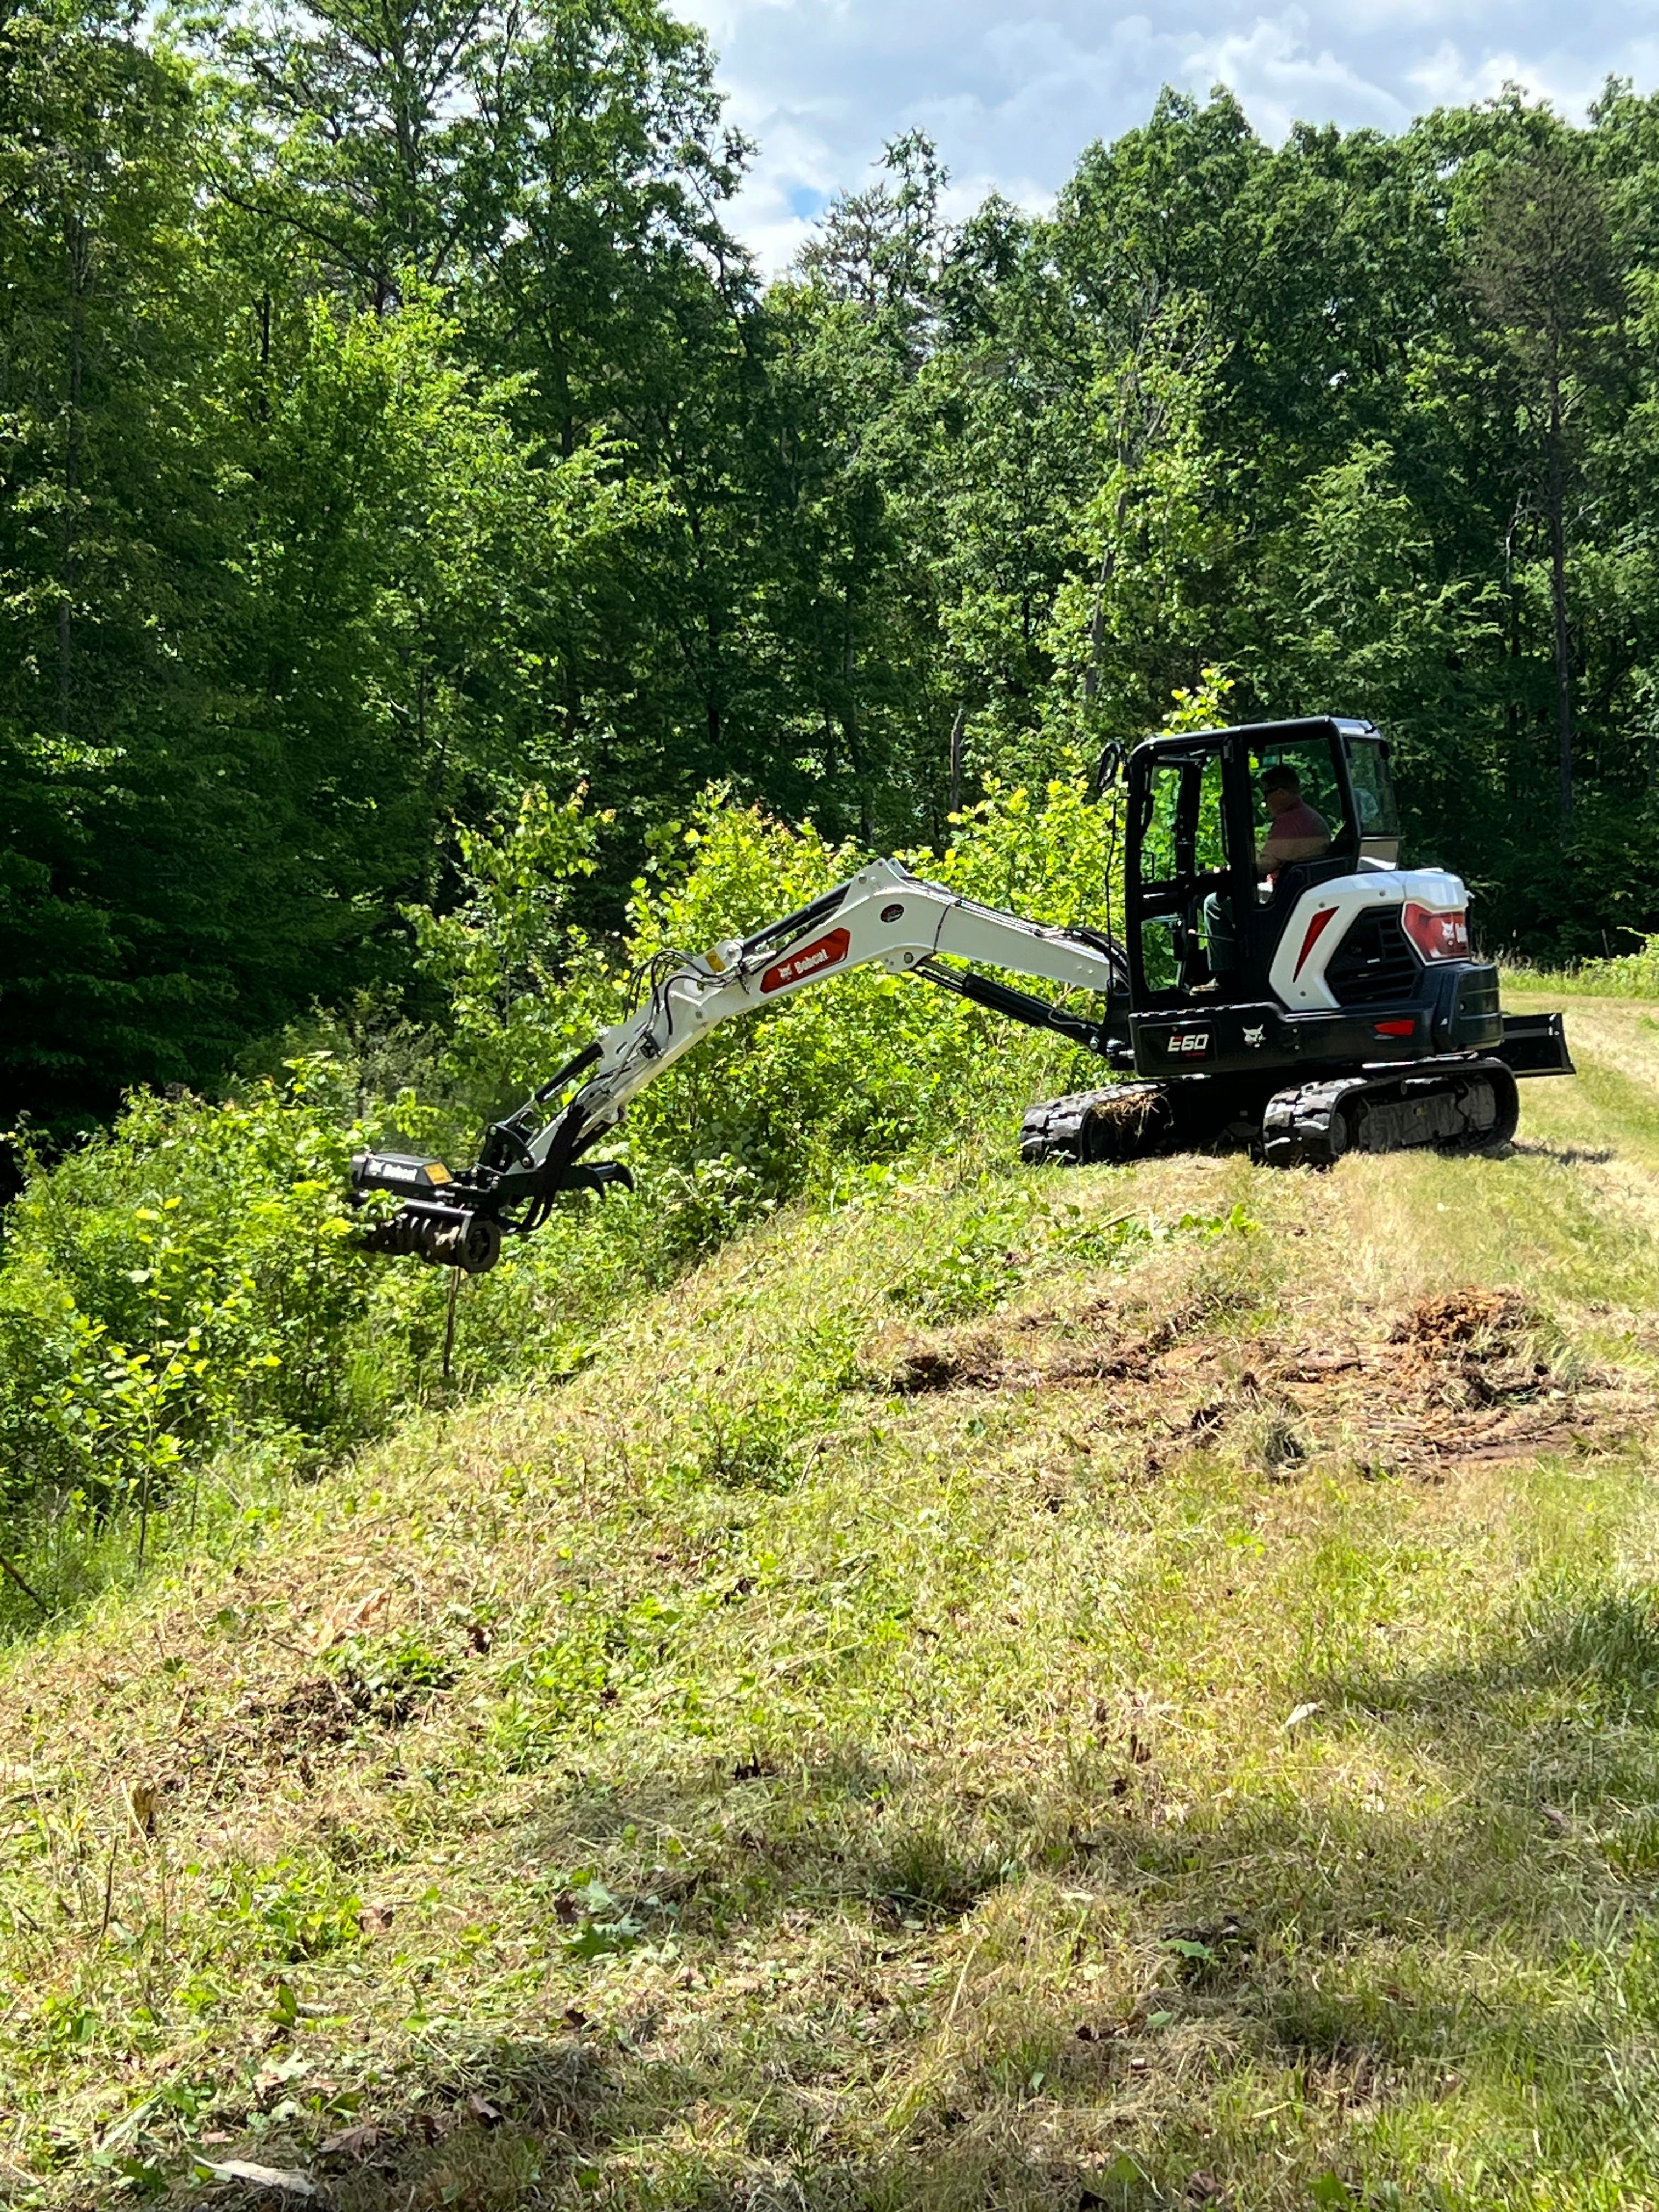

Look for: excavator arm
[349,857,1128,1272]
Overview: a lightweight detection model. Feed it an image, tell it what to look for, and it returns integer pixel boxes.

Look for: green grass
[1503,942,1659,1002]
[7,992,1659,2209]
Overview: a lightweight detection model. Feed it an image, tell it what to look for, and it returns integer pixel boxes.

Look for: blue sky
[676,0,1659,271]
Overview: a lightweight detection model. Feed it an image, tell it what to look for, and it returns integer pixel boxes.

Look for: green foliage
[492,1623,619,1770]
[0,766,1120,1615]
[407,768,1118,1200]
[208,1857,364,1963]
[1553,933,1659,997]
[16,0,1659,1656]
[0,1060,380,1542]
[404,783,616,1118]
[324,1628,458,1721]
[888,1191,1039,1321]
[14,15,1659,1137]
[617,800,970,1189]
[888,1187,1256,1321]
[559,1880,646,1962]
[674,1383,836,1494]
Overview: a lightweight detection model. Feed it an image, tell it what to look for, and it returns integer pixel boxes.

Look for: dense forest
[5,0,1659,1138]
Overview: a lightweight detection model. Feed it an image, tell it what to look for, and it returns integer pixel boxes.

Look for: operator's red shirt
[1261,800,1330,872]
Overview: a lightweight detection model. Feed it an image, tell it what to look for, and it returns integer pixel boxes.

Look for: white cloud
[1403,37,1602,114]
[676,0,1658,273]
[1180,12,1412,139]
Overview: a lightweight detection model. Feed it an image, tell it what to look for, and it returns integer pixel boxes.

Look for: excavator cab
[1125,715,1394,1008]
[1059,711,1573,1165]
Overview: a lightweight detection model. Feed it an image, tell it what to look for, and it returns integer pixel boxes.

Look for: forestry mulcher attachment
[351,716,1572,1272]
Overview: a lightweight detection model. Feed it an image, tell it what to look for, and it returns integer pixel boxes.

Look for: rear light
[1374,1019,1414,1037]
[1402,904,1470,962]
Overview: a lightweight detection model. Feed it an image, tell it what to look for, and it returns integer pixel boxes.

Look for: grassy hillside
[8,991,1659,2209]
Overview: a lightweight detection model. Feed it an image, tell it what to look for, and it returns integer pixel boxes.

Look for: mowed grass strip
[5,998,1659,2209]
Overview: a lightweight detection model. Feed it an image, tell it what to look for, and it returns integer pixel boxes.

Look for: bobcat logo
[1243,1025,1265,1048]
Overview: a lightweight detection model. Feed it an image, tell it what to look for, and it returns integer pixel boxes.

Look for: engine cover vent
[1325,907,1419,1006]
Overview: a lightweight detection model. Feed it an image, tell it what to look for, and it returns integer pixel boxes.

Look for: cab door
[1125,737,1239,1003]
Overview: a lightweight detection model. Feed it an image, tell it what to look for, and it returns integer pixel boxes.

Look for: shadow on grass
[191,1584,1659,2211]
[1510,1139,1617,1167]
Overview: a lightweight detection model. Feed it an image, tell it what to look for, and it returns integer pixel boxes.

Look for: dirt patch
[873,1286,1243,1397]
[1245,1288,1626,1476]
[172,1651,460,1806]
[255,1674,362,1749]
[1380,1289,1562,1420]
[871,1283,1641,1481]
[1391,1289,1525,1351]
[865,1325,1026,1395]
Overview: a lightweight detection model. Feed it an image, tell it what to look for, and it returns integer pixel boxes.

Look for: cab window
[1347,738,1401,865]
[1139,758,1182,887]
[1137,750,1228,888]
[1133,745,1229,998]
[1249,735,1355,870]
[1193,751,1227,874]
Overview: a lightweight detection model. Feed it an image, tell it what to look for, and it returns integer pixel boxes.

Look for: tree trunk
[1503,505,1522,801]
[843,587,871,844]
[1547,373,1573,828]
[59,209,86,740]
[1082,484,1130,706]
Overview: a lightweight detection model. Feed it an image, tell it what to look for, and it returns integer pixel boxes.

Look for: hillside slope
[7,992,1659,2210]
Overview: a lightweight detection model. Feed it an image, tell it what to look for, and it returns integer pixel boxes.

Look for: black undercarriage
[1019,1018,1571,1173]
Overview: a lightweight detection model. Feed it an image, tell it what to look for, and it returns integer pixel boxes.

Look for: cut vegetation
[8,992,1659,2208]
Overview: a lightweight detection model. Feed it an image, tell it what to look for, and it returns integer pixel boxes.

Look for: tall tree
[0,0,225,1130]
[1466,139,1624,826]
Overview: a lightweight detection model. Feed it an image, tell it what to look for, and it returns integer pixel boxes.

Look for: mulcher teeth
[358,1201,503,1274]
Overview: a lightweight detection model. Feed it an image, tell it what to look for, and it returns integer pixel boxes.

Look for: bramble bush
[0,758,1133,1624]
[0,1062,395,1595]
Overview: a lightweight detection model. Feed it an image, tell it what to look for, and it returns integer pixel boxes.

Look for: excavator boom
[349,859,1130,1272]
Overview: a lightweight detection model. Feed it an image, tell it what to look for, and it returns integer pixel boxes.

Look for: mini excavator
[350,716,1573,1273]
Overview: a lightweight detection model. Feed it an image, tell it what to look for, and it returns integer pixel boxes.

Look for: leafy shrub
[1558,933,1659,998]
[402,782,617,1121]
[0,763,1133,1619]
[325,1629,458,1722]
[0,1060,389,1536]
[410,765,1123,1198]
[888,1193,1039,1320]
[491,1621,620,1769]
[673,1382,838,1493]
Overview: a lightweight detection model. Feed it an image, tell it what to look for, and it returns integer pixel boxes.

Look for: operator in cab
[1199,763,1333,987]
[1256,764,1330,878]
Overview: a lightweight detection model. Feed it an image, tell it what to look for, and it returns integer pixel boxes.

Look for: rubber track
[1261,1059,1519,1169]
[1023,1058,1521,1173]
[1020,1083,1173,1167]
